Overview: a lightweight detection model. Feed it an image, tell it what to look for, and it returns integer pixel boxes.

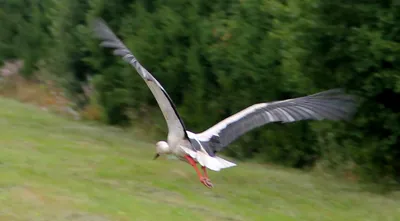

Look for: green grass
[0,98,399,221]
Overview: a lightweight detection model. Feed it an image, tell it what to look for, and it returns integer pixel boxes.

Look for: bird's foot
[200,177,213,188]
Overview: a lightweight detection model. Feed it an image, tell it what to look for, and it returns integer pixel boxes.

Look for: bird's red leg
[201,166,209,179]
[201,166,213,187]
[184,155,213,188]
[184,155,202,178]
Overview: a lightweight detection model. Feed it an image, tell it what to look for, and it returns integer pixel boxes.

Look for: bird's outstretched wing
[195,89,358,155]
[91,18,188,140]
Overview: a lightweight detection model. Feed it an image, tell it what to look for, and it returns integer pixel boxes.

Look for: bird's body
[176,131,237,171]
[91,18,358,188]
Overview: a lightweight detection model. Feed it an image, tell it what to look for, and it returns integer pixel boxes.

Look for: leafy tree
[1,0,400,183]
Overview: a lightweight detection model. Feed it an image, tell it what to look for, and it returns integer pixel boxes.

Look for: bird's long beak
[153,153,160,160]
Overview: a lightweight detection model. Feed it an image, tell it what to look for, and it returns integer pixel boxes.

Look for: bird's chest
[170,139,192,156]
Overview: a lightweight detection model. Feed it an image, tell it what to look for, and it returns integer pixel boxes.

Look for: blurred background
[0,0,399,185]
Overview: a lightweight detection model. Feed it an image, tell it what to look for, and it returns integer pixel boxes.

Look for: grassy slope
[0,97,399,221]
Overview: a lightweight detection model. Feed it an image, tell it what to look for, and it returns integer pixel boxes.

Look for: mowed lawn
[0,98,399,221]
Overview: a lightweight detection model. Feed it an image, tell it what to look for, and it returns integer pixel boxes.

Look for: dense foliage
[1,0,399,183]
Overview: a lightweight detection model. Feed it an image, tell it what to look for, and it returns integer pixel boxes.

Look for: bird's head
[153,141,170,160]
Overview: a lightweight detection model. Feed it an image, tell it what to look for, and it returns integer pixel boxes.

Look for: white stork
[91,18,358,188]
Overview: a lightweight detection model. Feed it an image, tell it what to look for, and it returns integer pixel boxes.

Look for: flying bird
[91,18,358,188]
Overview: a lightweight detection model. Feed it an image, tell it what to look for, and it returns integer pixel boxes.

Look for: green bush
[1,0,399,184]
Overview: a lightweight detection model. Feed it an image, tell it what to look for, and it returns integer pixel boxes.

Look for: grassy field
[0,97,399,221]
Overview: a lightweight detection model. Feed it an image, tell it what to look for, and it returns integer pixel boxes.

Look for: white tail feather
[180,146,236,171]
